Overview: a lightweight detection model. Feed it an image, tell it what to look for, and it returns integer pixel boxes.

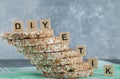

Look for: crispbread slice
[7,36,63,46]
[31,56,82,66]
[17,42,69,53]
[38,62,91,72]
[1,29,53,40]
[42,66,93,79]
[24,49,80,60]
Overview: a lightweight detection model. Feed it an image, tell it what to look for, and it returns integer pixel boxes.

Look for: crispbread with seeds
[17,42,69,53]
[1,29,53,40]
[7,36,65,46]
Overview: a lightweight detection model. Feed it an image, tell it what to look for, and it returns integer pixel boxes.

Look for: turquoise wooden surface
[0,60,119,79]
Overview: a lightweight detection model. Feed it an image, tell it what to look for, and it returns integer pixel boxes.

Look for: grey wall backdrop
[0,0,120,59]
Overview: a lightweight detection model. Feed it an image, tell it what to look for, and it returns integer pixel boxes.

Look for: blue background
[0,0,120,59]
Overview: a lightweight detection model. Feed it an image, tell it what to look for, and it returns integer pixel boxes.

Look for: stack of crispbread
[1,19,94,79]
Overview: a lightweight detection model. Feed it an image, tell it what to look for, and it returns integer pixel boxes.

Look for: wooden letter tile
[76,45,86,56]
[104,65,114,76]
[88,58,98,69]
[27,20,37,31]
[60,32,70,42]
[40,19,51,29]
[13,20,23,32]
